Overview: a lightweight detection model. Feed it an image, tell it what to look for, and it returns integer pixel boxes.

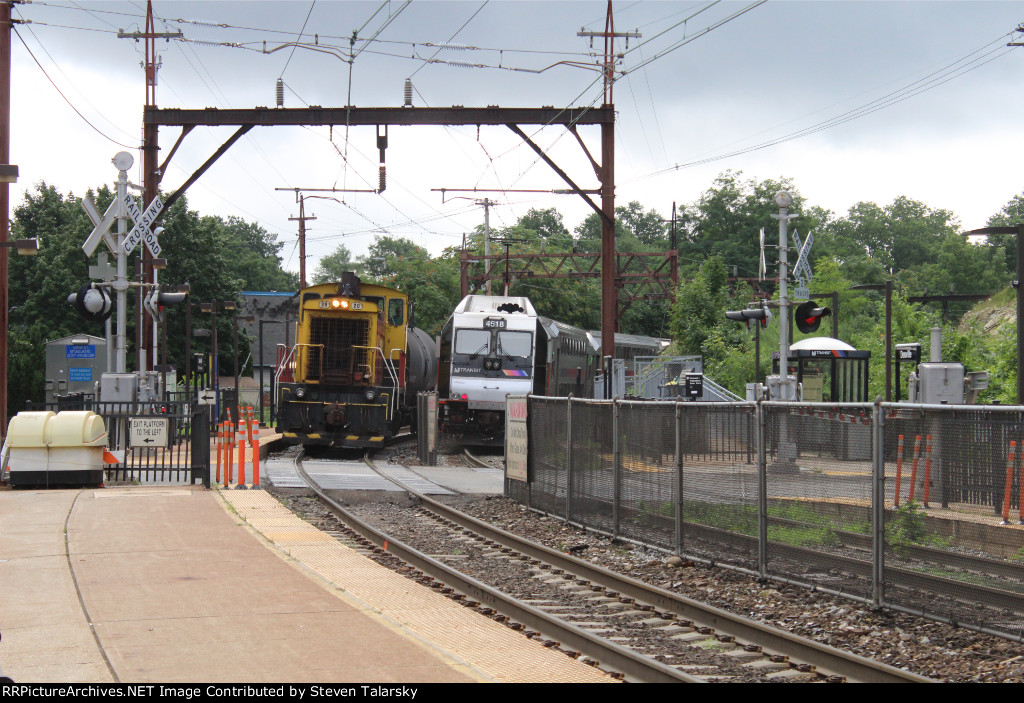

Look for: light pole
[197,300,236,418]
[771,191,798,472]
[258,318,288,426]
[232,314,255,412]
[0,237,36,434]
[772,191,797,401]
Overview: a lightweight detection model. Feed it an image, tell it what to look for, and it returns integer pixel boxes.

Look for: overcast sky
[11,1,1024,278]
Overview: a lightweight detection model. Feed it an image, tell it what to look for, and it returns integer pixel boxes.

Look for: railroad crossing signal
[726,306,772,329]
[794,301,831,334]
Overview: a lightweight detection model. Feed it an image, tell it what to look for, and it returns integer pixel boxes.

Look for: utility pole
[290,198,315,290]
[577,1,640,365]
[276,187,374,290]
[0,0,16,436]
[478,198,493,295]
[120,0,181,372]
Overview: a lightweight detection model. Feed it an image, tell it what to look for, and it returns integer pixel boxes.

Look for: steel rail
[292,453,702,683]
[461,448,493,469]
[365,458,933,684]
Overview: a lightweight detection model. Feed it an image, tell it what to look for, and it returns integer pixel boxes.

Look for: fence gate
[105,402,210,487]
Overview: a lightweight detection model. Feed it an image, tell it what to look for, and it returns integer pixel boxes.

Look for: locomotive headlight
[295,387,307,399]
[364,389,376,402]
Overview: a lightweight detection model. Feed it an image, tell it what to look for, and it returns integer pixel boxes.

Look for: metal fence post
[613,399,620,538]
[757,399,768,579]
[872,399,884,608]
[566,396,573,522]
[675,401,683,555]
[193,408,210,489]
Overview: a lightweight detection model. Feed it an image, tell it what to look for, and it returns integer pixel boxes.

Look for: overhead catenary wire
[638,31,1019,180]
[12,24,136,149]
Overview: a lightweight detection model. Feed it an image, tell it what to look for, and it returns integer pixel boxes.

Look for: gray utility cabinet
[45,335,107,403]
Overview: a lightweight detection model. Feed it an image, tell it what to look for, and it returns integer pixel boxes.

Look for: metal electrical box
[99,373,137,403]
[914,362,965,405]
[45,335,107,403]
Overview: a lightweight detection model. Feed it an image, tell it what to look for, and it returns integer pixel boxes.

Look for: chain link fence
[511,396,1024,641]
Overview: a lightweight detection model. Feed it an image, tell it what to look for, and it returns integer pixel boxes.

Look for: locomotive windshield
[496,331,532,357]
[455,329,491,355]
[454,328,533,358]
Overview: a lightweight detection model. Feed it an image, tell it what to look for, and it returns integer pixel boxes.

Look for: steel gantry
[141,103,650,366]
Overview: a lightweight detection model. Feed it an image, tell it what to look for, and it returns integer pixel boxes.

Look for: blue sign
[66,345,96,359]
[69,367,93,382]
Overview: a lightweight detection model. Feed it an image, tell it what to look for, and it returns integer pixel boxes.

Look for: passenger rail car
[275,273,436,449]
[437,295,598,444]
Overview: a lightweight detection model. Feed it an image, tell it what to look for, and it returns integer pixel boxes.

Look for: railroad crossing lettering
[122,194,164,257]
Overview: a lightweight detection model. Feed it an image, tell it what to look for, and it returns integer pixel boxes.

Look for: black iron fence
[511,396,1024,641]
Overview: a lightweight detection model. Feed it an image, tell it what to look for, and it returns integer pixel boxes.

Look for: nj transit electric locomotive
[437,295,598,444]
[275,273,436,448]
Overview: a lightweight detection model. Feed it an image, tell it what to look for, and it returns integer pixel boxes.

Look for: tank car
[437,295,597,444]
[275,273,436,449]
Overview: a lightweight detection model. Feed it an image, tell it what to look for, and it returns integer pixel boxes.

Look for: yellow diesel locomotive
[275,273,436,449]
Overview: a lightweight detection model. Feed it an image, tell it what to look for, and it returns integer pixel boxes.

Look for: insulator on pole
[404,79,413,107]
[378,166,386,193]
[276,78,284,108]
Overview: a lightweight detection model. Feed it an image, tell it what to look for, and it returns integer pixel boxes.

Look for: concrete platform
[0,483,613,684]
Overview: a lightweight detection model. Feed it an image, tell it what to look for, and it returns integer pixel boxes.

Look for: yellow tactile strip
[217,488,615,684]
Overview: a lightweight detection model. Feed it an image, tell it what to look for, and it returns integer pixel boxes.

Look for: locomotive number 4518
[483,318,507,329]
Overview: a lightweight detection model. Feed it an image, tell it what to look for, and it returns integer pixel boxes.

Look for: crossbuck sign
[122,193,163,257]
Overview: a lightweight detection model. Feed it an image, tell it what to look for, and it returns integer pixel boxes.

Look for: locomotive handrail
[389,347,405,405]
[288,343,325,384]
[274,344,297,384]
[354,345,399,420]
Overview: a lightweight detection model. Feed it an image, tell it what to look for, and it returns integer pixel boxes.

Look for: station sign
[129,417,169,447]
[505,396,528,482]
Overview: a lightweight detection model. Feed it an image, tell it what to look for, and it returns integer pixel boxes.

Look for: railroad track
[286,451,932,683]
[462,448,496,469]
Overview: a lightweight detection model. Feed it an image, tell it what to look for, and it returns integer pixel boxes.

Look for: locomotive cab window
[387,299,404,326]
[455,329,491,355]
[497,331,532,357]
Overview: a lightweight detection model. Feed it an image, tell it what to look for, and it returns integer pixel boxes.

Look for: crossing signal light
[725,306,772,329]
[795,301,831,334]
[68,283,112,323]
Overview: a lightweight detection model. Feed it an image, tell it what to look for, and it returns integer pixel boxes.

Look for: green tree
[669,256,734,355]
[220,217,297,291]
[986,192,1024,275]
[516,207,573,248]
[312,243,356,284]
[9,183,96,410]
[574,200,667,253]
[677,171,823,281]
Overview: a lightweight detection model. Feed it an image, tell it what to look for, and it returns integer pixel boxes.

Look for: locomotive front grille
[307,316,371,384]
